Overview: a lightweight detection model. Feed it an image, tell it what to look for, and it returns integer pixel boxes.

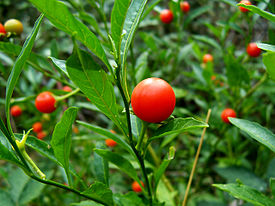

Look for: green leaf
[237,4,275,22]
[229,118,275,153]
[78,12,102,37]
[49,57,69,78]
[93,143,109,186]
[149,117,208,142]
[71,201,102,206]
[270,178,275,198]
[141,0,161,20]
[111,0,132,52]
[213,183,275,206]
[28,0,111,72]
[81,182,113,206]
[51,107,78,184]
[257,43,275,52]
[94,149,139,182]
[184,6,212,26]
[76,121,134,157]
[263,52,275,81]
[193,35,222,51]
[0,189,14,206]
[66,49,126,136]
[114,192,145,206]
[0,140,23,167]
[5,14,43,134]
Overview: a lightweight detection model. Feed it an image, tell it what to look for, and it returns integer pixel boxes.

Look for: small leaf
[263,52,275,81]
[94,149,139,182]
[257,43,275,52]
[49,57,68,78]
[149,117,208,142]
[81,182,113,206]
[213,183,275,206]
[229,118,275,153]
[51,107,78,184]
[237,4,275,22]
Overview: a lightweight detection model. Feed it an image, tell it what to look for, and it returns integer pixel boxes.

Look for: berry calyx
[37,131,46,140]
[131,77,176,123]
[11,105,22,117]
[105,139,117,147]
[63,86,72,92]
[35,91,56,113]
[203,54,213,63]
[180,1,190,13]
[132,181,144,193]
[160,9,174,24]
[32,122,43,133]
[221,108,237,123]
[246,42,261,57]
[4,19,23,35]
[239,0,251,13]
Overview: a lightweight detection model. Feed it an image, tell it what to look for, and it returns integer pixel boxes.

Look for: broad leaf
[94,149,139,182]
[5,15,43,134]
[263,52,275,81]
[0,189,14,206]
[229,118,275,153]
[51,107,78,184]
[237,4,275,22]
[213,183,275,206]
[81,182,113,206]
[67,49,126,136]
[28,0,111,72]
[149,117,208,142]
[93,143,109,186]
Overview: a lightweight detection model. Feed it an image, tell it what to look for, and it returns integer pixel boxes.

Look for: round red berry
[0,23,6,35]
[32,122,43,133]
[160,9,174,24]
[221,108,237,123]
[246,43,261,57]
[63,86,72,92]
[131,78,176,123]
[180,1,190,13]
[203,54,213,63]
[11,105,22,117]
[35,91,56,113]
[132,181,144,193]
[105,139,117,147]
[37,131,46,140]
[239,0,251,13]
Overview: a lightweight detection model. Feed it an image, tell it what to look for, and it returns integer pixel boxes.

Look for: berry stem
[182,109,211,206]
[55,88,80,101]
[136,121,148,151]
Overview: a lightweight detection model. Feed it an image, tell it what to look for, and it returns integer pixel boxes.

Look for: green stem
[22,150,46,179]
[55,88,80,101]
[136,121,148,151]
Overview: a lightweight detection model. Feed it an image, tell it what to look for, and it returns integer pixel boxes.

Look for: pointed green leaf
[49,57,68,78]
[5,15,43,134]
[94,149,139,182]
[213,183,275,206]
[81,182,113,206]
[66,49,126,135]
[263,52,275,81]
[257,43,275,52]
[28,0,111,71]
[111,0,132,51]
[93,143,109,186]
[229,118,275,153]
[51,107,78,183]
[149,117,208,142]
[0,140,23,167]
[237,4,275,22]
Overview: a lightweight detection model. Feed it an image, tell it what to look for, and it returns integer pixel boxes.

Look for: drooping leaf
[5,14,44,134]
[229,118,275,153]
[263,52,275,81]
[213,183,275,206]
[66,49,126,136]
[237,4,275,22]
[81,182,113,206]
[28,0,111,72]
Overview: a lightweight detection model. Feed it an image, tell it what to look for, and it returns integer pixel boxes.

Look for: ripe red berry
[221,108,237,123]
[246,43,261,57]
[203,54,213,63]
[180,1,190,13]
[131,78,176,123]
[239,0,251,13]
[0,23,6,35]
[105,139,117,147]
[63,86,72,92]
[10,105,22,117]
[37,131,46,140]
[132,181,144,193]
[4,19,23,35]
[32,122,43,133]
[160,9,174,24]
[35,91,56,113]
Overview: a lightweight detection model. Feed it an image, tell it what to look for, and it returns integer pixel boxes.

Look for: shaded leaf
[263,52,275,81]
[49,57,68,77]
[114,192,145,206]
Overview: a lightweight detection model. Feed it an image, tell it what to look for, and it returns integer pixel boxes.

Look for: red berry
[180,1,190,13]
[63,86,72,92]
[160,9,174,24]
[37,131,46,140]
[221,108,237,123]
[239,0,251,13]
[0,23,6,35]
[32,122,43,133]
[132,181,144,193]
[203,54,213,63]
[246,43,261,57]
[10,105,22,117]
[131,78,176,123]
[105,139,117,147]
[35,91,56,113]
